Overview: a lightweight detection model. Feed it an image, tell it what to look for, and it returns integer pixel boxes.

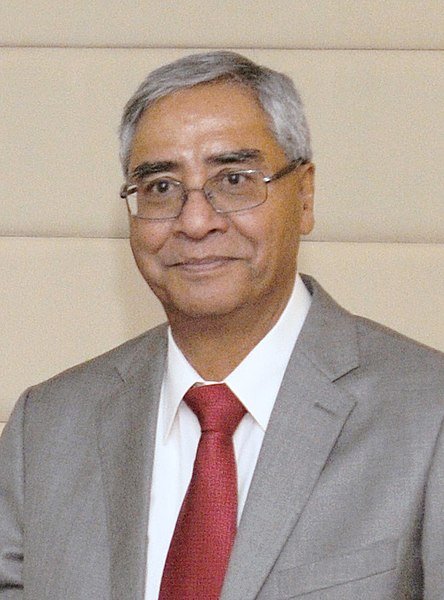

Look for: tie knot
[184,383,246,436]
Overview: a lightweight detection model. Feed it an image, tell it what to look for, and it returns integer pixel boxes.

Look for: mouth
[170,256,238,272]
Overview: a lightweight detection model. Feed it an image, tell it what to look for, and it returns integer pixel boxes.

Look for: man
[1,51,443,599]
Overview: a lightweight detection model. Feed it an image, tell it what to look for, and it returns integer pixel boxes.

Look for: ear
[298,162,315,235]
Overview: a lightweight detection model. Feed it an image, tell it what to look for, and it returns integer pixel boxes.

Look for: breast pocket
[276,538,398,598]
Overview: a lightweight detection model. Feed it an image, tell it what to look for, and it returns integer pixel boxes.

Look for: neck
[167,291,292,381]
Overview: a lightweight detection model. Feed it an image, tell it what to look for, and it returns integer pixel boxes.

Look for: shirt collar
[161,273,312,440]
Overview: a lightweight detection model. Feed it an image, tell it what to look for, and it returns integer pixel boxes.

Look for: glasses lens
[129,178,184,220]
[205,170,266,213]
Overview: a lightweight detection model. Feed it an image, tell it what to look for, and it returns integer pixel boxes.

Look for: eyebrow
[130,149,263,180]
[205,149,263,165]
[131,161,178,180]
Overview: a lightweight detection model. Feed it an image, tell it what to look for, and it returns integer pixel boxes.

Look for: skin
[128,81,315,380]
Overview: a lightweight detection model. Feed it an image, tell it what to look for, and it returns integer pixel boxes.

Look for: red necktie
[159,383,246,600]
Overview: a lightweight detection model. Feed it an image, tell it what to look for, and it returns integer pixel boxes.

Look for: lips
[169,256,238,271]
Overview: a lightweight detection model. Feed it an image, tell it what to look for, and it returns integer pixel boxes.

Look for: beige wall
[1,1,443,433]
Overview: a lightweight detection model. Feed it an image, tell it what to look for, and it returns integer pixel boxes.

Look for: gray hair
[119,51,312,176]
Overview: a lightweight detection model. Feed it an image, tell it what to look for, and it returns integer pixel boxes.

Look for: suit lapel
[222,277,360,600]
[95,326,167,600]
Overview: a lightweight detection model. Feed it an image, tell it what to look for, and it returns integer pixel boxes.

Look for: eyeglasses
[120,158,305,221]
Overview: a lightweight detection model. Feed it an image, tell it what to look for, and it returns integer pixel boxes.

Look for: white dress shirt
[144,274,312,599]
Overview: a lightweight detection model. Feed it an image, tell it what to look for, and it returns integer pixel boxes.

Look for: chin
[165,294,247,321]
[153,277,248,318]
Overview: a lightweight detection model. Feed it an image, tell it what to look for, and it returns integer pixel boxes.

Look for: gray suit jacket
[1,276,444,599]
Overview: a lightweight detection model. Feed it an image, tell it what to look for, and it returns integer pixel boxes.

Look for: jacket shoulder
[300,274,444,396]
[24,323,168,406]
[355,314,444,376]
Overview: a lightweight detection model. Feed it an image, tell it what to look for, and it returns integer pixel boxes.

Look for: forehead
[129,81,286,169]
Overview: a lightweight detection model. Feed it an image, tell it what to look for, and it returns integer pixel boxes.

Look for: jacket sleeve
[423,413,444,599]
[0,392,27,597]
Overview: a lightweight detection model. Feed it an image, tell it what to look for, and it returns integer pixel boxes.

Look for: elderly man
[1,51,444,600]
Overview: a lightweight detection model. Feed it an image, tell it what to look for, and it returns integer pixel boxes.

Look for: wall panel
[1,3,443,435]
[1,48,443,242]
[1,0,443,49]
[2,237,443,426]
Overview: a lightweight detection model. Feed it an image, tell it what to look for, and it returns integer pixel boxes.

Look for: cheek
[255,200,300,248]
[260,205,302,267]
[129,221,172,280]
[129,221,168,256]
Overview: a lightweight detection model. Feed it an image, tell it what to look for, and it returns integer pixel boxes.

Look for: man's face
[128,81,314,324]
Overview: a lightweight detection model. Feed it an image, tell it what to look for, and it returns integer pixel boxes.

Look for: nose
[174,188,229,240]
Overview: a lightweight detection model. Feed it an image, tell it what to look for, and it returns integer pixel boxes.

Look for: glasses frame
[120,158,305,221]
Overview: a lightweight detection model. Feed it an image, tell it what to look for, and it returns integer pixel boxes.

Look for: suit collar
[111,323,169,384]
[297,274,360,380]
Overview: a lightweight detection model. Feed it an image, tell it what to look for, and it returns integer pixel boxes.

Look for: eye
[139,177,180,198]
[147,179,174,194]
[212,170,259,197]
[223,172,247,186]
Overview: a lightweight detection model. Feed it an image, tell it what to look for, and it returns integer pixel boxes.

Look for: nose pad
[203,186,216,203]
